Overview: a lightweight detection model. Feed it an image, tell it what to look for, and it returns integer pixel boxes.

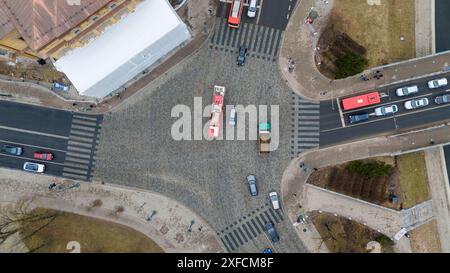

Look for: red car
[34,152,54,161]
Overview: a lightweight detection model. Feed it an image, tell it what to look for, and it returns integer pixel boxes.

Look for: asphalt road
[320,72,450,147]
[216,0,296,30]
[0,101,102,180]
[435,0,450,52]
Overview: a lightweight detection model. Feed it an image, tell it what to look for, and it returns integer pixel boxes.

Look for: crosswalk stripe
[72,119,98,127]
[73,115,98,122]
[298,143,319,147]
[298,126,320,131]
[299,121,319,125]
[63,172,88,180]
[67,146,93,154]
[71,125,96,132]
[70,129,95,138]
[64,162,90,170]
[298,137,320,142]
[299,132,320,136]
[299,115,320,120]
[66,151,92,159]
[63,167,89,175]
[65,156,90,164]
[298,104,320,109]
[69,135,95,144]
[68,140,94,149]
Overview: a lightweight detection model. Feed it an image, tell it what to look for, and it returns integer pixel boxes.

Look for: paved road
[320,72,450,147]
[94,17,308,253]
[0,101,102,181]
[435,0,450,52]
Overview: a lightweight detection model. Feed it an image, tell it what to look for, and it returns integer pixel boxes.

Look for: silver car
[246,175,258,196]
[404,98,429,110]
[374,105,398,116]
[428,78,448,89]
[396,85,418,97]
[23,162,45,173]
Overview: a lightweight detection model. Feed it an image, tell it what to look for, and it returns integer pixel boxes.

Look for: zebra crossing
[218,203,285,252]
[291,92,320,158]
[209,18,283,62]
[62,113,102,181]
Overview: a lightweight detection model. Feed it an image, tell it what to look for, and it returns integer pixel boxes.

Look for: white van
[229,108,237,126]
[247,0,257,18]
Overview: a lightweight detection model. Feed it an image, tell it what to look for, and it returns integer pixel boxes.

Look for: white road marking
[0,139,66,153]
[256,0,264,24]
[0,153,65,166]
[0,125,68,140]
[337,98,346,128]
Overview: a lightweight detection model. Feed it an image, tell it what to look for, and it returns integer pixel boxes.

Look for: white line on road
[0,125,68,140]
[256,0,264,25]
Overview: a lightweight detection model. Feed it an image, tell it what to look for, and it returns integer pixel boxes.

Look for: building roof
[54,0,190,97]
[0,0,112,50]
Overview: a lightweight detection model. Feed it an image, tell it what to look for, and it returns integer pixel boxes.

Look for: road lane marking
[0,125,68,140]
[256,0,264,24]
[0,153,64,166]
[321,101,450,133]
[337,98,346,128]
[0,139,66,153]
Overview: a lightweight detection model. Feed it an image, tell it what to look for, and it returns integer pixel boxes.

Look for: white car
[23,162,45,173]
[247,0,257,18]
[374,105,398,116]
[428,78,448,89]
[395,85,418,97]
[269,192,280,210]
[404,98,429,110]
[229,108,237,126]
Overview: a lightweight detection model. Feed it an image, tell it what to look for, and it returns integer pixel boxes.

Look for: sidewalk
[279,0,450,101]
[0,168,224,253]
[281,123,450,252]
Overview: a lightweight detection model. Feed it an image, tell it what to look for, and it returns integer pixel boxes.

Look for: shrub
[335,53,368,79]
[348,160,393,179]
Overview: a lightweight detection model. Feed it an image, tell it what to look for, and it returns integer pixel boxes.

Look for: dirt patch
[310,211,394,253]
[409,220,442,253]
[0,59,69,84]
[308,152,430,210]
[317,0,415,78]
[20,208,164,253]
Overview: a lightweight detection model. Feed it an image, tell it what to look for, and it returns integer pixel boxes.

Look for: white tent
[54,0,191,98]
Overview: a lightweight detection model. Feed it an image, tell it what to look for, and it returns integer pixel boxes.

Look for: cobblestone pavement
[94,20,310,252]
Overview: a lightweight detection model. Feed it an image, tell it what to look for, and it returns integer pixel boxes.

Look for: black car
[348,112,369,124]
[237,46,247,66]
[265,222,280,243]
[1,145,22,156]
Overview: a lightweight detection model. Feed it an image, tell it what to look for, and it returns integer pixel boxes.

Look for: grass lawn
[397,152,431,209]
[329,0,416,67]
[311,212,394,253]
[409,220,442,253]
[20,208,164,253]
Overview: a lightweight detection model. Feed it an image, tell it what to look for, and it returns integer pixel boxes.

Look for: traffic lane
[0,154,64,177]
[395,103,450,129]
[320,118,396,147]
[216,1,261,25]
[0,140,66,164]
[0,128,68,151]
[436,0,450,52]
[0,101,72,137]
[319,100,342,131]
[259,0,297,30]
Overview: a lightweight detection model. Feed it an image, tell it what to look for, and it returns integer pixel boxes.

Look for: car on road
[263,248,273,253]
[23,162,45,173]
[229,108,237,126]
[435,94,450,105]
[247,0,257,18]
[404,98,429,110]
[52,82,69,91]
[34,152,54,161]
[0,145,23,156]
[395,85,418,97]
[428,78,448,89]
[237,46,247,66]
[348,112,369,124]
[269,191,280,210]
[265,222,280,243]
[374,105,398,116]
[246,174,258,196]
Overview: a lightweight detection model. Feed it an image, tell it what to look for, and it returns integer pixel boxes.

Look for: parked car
[263,248,273,253]
[237,46,247,66]
[374,105,398,116]
[52,82,69,91]
[395,85,418,97]
[0,145,22,156]
[229,108,237,127]
[265,222,280,243]
[246,174,258,196]
[247,0,257,18]
[348,112,369,124]
[34,152,54,161]
[404,98,429,110]
[435,94,450,105]
[269,191,280,210]
[428,78,448,89]
[23,162,45,173]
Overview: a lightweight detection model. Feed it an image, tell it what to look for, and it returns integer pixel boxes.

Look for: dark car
[435,94,450,105]
[348,112,369,124]
[246,175,258,196]
[265,222,280,243]
[237,46,247,66]
[1,145,22,156]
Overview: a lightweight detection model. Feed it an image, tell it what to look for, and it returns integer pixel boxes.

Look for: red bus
[342,92,381,111]
[228,0,244,28]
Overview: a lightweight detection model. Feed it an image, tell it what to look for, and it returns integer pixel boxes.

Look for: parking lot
[93,21,307,252]
[320,73,450,147]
